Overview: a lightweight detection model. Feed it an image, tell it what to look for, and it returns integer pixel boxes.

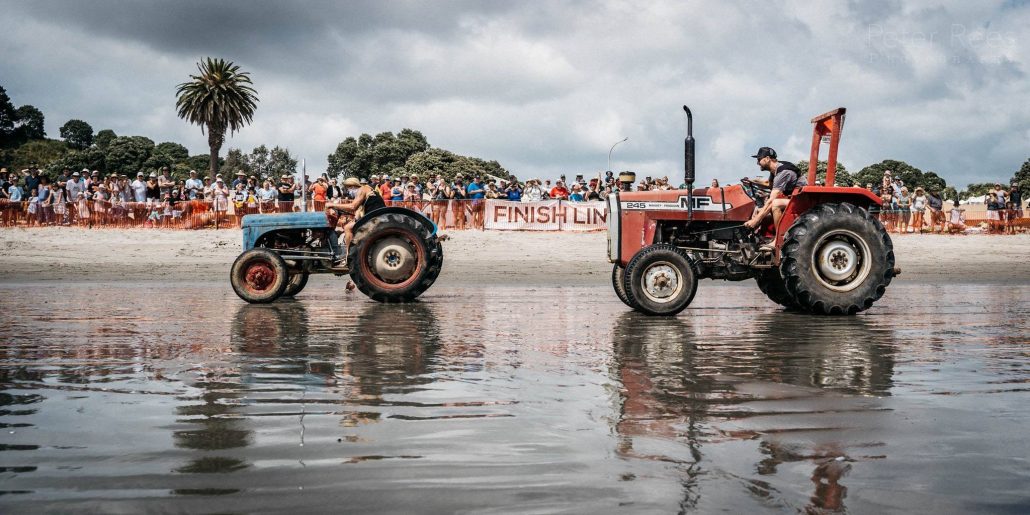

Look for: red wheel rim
[243,261,277,294]
[360,228,425,291]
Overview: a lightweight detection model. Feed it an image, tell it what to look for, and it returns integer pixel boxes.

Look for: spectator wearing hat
[158,167,174,199]
[947,201,967,233]
[277,174,295,211]
[130,172,147,203]
[211,177,230,223]
[23,167,42,198]
[911,187,927,233]
[926,189,944,233]
[66,171,85,206]
[506,179,523,201]
[568,183,584,202]
[447,176,467,230]
[145,173,161,202]
[327,178,342,202]
[466,176,486,229]
[549,180,570,200]
[309,176,328,211]
[408,175,422,197]
[185,170,203,200]
[377,177,392,199]
[1009,184,1023,230]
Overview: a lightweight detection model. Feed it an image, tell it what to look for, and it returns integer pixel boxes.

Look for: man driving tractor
[325,177,385,258]
[743,146,806,248]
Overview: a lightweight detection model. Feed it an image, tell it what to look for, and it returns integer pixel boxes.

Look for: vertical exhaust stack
[683,105,695,217]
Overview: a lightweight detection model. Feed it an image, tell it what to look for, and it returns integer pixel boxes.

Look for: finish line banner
[484,200,607,231]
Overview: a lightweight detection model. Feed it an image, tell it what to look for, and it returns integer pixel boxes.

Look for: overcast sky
[1,0,1027,186]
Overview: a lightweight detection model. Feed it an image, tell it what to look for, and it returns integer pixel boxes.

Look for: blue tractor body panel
[241,212,331,250]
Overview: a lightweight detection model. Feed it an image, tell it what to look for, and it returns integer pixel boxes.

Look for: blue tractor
[230,207,443,303]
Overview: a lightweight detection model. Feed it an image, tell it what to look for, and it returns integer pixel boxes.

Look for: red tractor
[608,106,897,316]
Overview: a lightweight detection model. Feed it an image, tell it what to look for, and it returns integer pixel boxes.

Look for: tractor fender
[352,207,438,241]
[775,186,883,254]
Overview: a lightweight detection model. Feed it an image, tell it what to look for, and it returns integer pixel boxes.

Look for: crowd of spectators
[0,165,324,227]
[2,164,1026,234]
[869,171,1025,234]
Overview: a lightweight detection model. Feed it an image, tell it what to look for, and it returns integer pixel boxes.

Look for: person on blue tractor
[325,177,385,258]
[743,147,806,249]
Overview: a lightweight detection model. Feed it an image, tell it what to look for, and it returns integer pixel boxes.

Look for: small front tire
[623,244,699,316]
[231,249,289,304]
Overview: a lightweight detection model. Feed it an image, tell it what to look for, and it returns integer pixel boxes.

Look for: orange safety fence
[0,198,490,230]
[2,198,1026,233]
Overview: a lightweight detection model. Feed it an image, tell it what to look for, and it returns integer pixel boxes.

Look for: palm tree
[175,58,258,177]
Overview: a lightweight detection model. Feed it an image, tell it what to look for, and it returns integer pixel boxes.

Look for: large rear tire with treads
[755,268,798,309]
[348,212,442,302]
[780,202,895,315]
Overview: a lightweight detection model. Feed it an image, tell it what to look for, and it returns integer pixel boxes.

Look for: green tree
[59,119,94,149]
[1010,158,1030,193]
[186,154,224,175]
[327,129,429,177]
[13,105,45,142]
[45,147,106,176]
[175,57,258,177]
[795,160,854,186]
[10,139,69,173]
[155,141,189,163]
[95,129,117,149]
[222,147,250,177]
[853,159,948,193]
[268,146,298,178]
[247,145,271,177]
[962,182,995,199]
[104,135,155,175]
[0,86,16,148]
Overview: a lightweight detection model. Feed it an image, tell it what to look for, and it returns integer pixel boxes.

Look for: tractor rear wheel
[231,248,289,304]
[348,212,442,302]
[755,268,798,309]
[612,264,636,308]
[780,202,895,315]
[623,244,699,316]
[282,271,309,297]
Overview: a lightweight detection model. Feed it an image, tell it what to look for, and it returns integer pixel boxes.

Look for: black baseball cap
[751,147,777,159]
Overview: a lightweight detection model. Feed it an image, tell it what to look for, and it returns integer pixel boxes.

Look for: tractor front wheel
[623,244,699,316]
[231,248,289,304]
[780,202,895,315]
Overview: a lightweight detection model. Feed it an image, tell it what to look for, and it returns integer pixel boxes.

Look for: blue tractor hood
[241,212,331,250]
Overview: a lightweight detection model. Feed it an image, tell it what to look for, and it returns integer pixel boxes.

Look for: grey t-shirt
[771,161,805,194]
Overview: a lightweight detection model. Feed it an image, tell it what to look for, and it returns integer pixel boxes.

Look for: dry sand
[2,228,1029,285]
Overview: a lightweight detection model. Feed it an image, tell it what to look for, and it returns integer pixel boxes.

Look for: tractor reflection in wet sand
[608,106,898,316]
[230,207,443,303]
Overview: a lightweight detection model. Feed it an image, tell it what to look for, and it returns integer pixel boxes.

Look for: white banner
[484,200,607,231]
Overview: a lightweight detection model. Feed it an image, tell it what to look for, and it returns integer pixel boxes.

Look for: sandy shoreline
[2,228,1029,285]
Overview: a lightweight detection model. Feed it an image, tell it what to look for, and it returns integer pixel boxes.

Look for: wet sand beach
[2,228,1029,285]
[1,229,1029,513]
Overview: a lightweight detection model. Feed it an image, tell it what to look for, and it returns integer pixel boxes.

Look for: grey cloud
[1,0,1027,187]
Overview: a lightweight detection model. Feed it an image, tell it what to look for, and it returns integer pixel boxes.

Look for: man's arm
[327,189,367,213]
